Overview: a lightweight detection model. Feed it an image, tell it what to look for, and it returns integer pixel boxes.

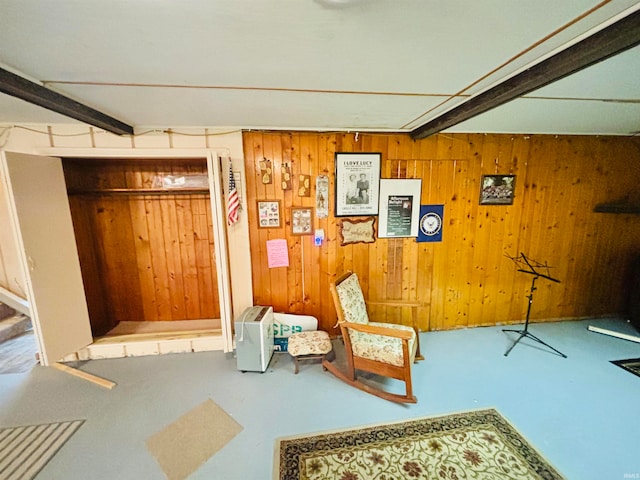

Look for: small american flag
[227,165,240,225]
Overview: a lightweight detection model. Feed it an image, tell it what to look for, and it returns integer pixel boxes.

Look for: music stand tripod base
[502,326,567,358]
[503,253,567,358]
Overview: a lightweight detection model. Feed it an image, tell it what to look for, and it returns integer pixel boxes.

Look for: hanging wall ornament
[315,175,329,218]
[281,163,292,190]
[259,158,273,184]
[298,174,311,197]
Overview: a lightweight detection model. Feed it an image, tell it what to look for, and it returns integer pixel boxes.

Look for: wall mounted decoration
[298,174,311,197]
[257,200,281,228]
[335,152,381,217]
[315,175,329,218]
[281,163,292,190]
[479,175,516,205]
[417,204,444,243]
[291,207,314,235]
[259,158,273,184]
[339,217,376,246]
[377,179,422,238]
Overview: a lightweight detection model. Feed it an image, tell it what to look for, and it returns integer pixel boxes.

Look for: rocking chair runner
[322,272,423,403]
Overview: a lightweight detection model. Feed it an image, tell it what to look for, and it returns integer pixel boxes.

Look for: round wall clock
[419,212,442,236]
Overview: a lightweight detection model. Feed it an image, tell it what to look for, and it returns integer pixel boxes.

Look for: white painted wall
[0,124,253,321]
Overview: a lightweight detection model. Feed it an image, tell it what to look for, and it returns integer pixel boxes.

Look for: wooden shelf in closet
[67,188,210,196]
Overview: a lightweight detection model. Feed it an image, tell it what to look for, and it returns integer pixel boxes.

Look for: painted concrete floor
[1,317,639,480]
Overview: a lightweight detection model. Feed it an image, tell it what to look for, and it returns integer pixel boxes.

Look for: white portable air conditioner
[235,306,274,372]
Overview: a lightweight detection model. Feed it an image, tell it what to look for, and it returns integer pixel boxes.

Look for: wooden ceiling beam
[410,9,640,140]
[0,68,134,136]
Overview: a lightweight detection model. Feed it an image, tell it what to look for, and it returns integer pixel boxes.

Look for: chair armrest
[367,300,423,308]
[342,322,413,340]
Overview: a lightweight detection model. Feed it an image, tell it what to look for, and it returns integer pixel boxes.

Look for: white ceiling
[1,0,639,135]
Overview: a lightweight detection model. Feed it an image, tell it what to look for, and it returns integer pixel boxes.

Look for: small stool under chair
[287,330,333,374]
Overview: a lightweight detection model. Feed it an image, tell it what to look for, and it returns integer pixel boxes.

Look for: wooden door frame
[32,147,235,353]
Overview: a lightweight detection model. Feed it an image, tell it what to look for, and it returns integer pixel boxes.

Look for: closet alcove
[62,157,222,354]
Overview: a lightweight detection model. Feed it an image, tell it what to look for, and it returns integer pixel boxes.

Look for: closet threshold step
[95,328,222,344]
[61,329,225,362]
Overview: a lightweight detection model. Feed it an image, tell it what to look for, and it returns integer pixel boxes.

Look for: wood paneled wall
[244,131,640,334]
[63,158,220,336]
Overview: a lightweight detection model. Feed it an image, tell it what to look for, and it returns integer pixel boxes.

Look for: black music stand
[502,253,567,358]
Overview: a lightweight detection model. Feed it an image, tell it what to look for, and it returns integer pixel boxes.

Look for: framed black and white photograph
[334,152,381,217]
[377,179,422,238]
[479,175,516,205]
[291,207,314,235]
[257,200,282,228]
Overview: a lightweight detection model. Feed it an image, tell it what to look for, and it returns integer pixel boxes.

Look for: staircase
[0,303,32,343]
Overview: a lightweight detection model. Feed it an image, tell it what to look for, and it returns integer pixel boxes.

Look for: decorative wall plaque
[298,174,311,197]
[281,163,292,190]
[259,158,273,184]
[315,174,329,219]
[339,217,376,246]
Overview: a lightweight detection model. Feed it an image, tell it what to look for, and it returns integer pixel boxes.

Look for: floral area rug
[275,409,564,480]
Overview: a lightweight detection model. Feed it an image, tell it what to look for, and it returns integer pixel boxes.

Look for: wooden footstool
[287,331,332,374]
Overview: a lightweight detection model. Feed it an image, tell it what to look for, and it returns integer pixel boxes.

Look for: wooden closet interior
[62,157,221,339]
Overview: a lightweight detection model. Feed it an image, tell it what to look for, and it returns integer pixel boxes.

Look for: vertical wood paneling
[63,159,220,334]
[67,196,112,335]
[244,132,640,334]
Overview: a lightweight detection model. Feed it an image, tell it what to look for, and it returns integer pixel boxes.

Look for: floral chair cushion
[335,273,369,325]
[349,323,417,367]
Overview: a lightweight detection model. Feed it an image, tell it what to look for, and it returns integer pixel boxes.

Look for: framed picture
[479,175,516,205]
[339,217,376,246]
[291,207,314,235]
[257,200,281,228]
[334,152,381,217]
[377,179,422,238]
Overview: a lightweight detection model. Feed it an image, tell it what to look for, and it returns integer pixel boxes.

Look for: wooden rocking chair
[322,271,423,403]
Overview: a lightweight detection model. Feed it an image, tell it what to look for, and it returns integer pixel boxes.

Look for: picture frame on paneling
[257,200,282,228]
[335,152,381,217]
[291,207,314,235]
[377,179,422,238]
[479,175,516,205]
[339,217,376,246]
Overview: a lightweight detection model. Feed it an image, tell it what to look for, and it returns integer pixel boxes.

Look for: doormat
[146,398,243,480]
[275,408,564,480]
[611,357,640,378]
[0,420,85,479]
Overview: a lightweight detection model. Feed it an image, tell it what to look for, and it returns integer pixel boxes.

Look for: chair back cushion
[335,273,369,325]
